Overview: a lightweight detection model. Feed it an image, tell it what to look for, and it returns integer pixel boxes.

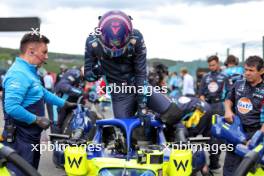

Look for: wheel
[52,149,65,168]
[61,111,74,135]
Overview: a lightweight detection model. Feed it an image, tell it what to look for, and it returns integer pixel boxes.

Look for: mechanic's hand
[35,116,50,130]
[224,110,234,123]
[246,140,251,146]
[63,101,78,109]
[85,71,99,82]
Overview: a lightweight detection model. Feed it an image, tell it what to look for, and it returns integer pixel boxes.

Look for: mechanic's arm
[222,75,230,99]
[133,30,148,110]
[198,76,206,101]
[224,99,234,123]
[3,73,36,124]
[43,88,65,107]
[84,36,99,82]
[224,82,236,123]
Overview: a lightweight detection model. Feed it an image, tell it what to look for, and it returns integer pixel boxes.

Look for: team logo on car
[208,82,218,93]
[237,97,253,114]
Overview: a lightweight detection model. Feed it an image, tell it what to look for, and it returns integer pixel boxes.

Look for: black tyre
[61,112,74,135]
[85,110,98,140]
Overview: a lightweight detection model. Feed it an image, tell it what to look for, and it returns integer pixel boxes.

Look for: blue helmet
[98,10,133,57]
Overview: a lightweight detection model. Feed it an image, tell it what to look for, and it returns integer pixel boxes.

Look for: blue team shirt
[223,66,244,77]
[223,66,244,88]
[3,57,65,124]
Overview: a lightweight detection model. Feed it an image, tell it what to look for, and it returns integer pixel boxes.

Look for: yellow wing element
[0,143,11,176]
[64,146,163,176]
[247,167,264,176]
[247,145,264,176]
[0,167,11,176]
[167,149,192,176]
[64,146,88,176]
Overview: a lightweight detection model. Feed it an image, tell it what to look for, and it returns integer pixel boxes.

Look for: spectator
[43,72,54,91]
[56,64,67,84]
[169,72,182,98]
[180,68,195,96]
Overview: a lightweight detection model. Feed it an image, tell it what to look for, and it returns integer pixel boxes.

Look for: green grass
[0,47,84,73]
[43,59,84,73]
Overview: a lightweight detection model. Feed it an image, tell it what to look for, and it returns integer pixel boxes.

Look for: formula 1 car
[53,110,212,176]
[0,143,41,176]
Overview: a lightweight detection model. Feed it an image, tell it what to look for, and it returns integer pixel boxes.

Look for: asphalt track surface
[0,92,224,176]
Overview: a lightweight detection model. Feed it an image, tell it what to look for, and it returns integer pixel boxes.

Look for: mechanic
[173,95,221,172]
[53,66,84,133]
[172,96,212,139]
[223,55,264,176]
[84,10,184,141]
[198,55,229,171]
[148,63,169,88]
[55,64,67,84]
[168,72,182,99]
[199,55,228,115]
[1,32,76,176]
[223,54,244,90]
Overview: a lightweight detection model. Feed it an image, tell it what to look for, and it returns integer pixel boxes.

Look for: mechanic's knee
[159,103,183,125]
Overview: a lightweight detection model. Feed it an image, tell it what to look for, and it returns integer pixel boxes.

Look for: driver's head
[98,10,133,58]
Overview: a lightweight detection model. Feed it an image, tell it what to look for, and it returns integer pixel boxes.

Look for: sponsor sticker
[237,97,253,114]
[208,81,218,93]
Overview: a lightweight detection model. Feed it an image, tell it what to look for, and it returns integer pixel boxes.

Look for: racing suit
[84,29,183,139]
[53,68,83,133]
